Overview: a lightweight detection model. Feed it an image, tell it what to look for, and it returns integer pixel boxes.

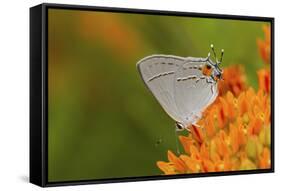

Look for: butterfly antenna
[210,44,218,63]
[219,49,224,64]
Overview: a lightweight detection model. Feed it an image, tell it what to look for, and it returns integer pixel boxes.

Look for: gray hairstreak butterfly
[137,44,224,132]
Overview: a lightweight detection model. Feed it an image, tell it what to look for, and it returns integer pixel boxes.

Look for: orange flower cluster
[156,25,271,175]
[257,69,271,94]
[218,65,247,96]
[257,24,271,94]
[257,25,271,64]
[157,88,271,174]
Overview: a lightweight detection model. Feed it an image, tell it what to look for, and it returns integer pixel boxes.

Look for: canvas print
[48,8,272,182]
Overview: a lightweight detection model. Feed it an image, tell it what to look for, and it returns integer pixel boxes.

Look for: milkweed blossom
[157,25,271,175]
[257,69,270,94]
[218,65,247,96]
[257,24,271,94]
[157,88,271,174]
[257,25,271,64]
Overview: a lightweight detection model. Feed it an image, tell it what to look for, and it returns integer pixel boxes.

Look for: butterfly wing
[173,58,218,126]
[137,55,186,123]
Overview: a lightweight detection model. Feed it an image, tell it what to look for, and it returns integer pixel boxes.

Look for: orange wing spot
[202,64,213,76]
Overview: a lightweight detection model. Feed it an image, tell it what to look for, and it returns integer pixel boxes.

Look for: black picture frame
[30,3,275,187]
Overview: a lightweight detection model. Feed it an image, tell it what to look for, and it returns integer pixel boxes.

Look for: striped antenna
[210,44,218,63]
[219,49,224,64]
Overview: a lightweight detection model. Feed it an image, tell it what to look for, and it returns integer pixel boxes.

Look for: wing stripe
[148,71,175,82]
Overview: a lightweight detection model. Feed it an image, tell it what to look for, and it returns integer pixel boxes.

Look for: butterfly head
[208,44,224,82]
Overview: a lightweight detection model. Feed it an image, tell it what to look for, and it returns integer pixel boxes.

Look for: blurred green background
[48,8,269,182]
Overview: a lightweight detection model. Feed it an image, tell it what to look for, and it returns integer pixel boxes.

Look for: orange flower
[157,88,271,174]
[203,114,216,138]
[218,65,247,96]
[156,161,177,175]
[257,69,271,94]
[256,25,271,94]
[190,125,204,144]
[257,25,271,64]
[259,147,271,169]
[180,155,201,173]
[167,150,187,173]
[79,12,143,60]
[179,136,195,154]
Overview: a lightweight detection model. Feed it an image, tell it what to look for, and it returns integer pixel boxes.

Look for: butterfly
[137,44,224,131]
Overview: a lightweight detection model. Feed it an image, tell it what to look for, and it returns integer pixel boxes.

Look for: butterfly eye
[216,73,222,80]
[213,72,222,81]
[206,64,212,70]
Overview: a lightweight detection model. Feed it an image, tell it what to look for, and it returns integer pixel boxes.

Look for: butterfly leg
[206,76,217,95]
[174,126,182,155]
[186,123,202,132]
[211,84,216,95]
[192,123,201,128]
[206,76,215,84]
[185,126,191,132]
[205,77,216,94]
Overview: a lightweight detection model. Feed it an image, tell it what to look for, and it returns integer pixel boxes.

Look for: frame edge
[30,4,45,187]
